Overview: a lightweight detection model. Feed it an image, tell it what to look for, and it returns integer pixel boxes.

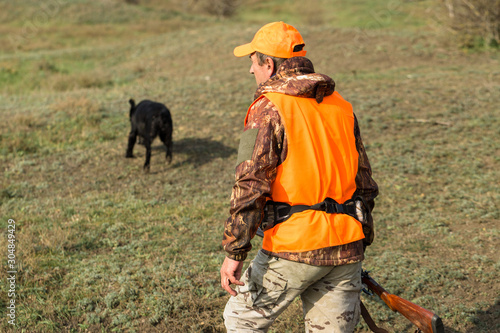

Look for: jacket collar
[254,57,335,103]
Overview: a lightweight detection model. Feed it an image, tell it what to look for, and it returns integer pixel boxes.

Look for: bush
[440,0,500,48]
[202,0,240,17]
[176,0,240,18]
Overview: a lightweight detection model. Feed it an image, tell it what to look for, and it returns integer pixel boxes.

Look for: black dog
[126,99,173,172]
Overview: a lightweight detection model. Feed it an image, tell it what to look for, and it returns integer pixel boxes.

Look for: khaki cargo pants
[224,251,362,332]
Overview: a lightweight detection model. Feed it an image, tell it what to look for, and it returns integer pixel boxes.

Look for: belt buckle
[324,198,336,214]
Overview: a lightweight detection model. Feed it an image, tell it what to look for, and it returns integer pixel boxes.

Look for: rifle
[255,228,443,332]
[361,270,444,333]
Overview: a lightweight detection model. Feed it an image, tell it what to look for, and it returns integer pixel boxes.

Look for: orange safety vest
[246,91,365,253]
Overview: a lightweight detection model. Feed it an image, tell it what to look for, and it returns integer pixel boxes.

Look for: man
[220,22,378,332]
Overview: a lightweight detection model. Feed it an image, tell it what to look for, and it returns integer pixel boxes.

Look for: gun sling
[360,301,389,333]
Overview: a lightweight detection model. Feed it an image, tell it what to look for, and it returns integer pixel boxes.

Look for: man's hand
[220,257,245,296]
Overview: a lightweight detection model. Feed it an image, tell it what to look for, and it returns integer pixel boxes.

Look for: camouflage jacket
[223,57,379,266]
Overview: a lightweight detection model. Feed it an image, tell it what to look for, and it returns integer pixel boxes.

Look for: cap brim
[234,43,255,57]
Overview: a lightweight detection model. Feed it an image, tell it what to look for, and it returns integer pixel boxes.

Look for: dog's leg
[126,131,137,158]
[143,138,152,173]
[159,130,173,164]
[166,139,173,163]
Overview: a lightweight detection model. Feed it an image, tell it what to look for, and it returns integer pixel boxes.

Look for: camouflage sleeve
[353,114,379,246]
[222,97,284,261]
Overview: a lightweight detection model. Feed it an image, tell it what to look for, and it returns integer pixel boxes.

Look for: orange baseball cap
[234,21,307,58]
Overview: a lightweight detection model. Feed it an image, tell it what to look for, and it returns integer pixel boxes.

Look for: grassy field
[0,0,499,332]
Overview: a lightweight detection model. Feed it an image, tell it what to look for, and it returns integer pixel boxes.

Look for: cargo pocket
[247,258,288,309]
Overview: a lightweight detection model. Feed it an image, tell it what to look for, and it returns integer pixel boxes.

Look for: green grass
[1,0,499,332]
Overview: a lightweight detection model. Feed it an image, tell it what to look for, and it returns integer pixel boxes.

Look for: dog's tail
[161,107,172,125]
[129,99,136,118]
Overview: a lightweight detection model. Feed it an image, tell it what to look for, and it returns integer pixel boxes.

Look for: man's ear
[265,57,275,75]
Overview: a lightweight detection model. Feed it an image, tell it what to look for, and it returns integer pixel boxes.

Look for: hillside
[0,0,499,332]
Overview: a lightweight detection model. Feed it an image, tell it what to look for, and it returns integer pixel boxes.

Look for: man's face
[249,53,273,85]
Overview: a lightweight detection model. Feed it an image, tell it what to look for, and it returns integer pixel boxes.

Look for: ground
[0,0,498,332]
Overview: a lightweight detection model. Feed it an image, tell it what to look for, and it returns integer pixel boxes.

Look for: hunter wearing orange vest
[220,22,379,332]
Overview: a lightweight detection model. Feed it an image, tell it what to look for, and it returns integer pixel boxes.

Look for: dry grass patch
[440,0,500,47]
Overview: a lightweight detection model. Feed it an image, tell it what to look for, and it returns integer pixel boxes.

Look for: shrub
[202,0,240,17]
[440,0,500,48]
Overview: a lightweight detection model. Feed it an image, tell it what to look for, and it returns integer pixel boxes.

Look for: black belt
[263,197,364,227]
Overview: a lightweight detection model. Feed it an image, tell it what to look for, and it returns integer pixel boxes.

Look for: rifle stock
[254,230,443,332]
[362,271,444,333]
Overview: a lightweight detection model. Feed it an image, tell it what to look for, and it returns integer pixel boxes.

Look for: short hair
[255,52,287,70]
